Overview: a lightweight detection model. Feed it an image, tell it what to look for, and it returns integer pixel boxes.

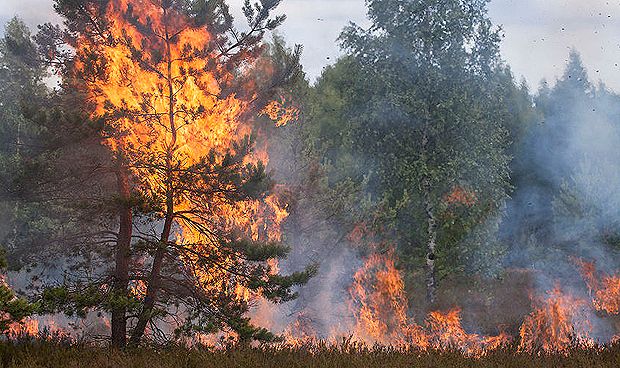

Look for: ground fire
[575,258,620,315]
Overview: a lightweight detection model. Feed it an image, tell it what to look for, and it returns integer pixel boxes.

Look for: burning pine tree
[38,0,313,348]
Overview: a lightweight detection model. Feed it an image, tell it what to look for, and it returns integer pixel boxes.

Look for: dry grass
[0,340,619,368]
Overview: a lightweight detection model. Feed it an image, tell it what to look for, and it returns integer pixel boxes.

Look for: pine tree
[0,17,46,251]
[0,17,52,335]
[33,0,313,347]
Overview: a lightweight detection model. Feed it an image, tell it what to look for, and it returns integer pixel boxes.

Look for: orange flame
[349,250,416,345]
[282,312,318,347]
[444,186,477,207]
[347,250,509,356]
[575,258,620,315]
[7,318,39,339]
[518,286,593,354]
[6,317,71,341]
[64,1,620,351]
[74,0,291,319]
[425,308,511,355]
[261,98,299,127]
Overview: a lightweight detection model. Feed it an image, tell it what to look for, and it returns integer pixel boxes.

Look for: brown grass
[0,340,619,368]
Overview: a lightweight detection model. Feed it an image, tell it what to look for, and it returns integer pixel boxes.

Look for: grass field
[1,340,619,368]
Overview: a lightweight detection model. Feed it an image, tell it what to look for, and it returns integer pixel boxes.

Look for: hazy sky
[1,0,619,91]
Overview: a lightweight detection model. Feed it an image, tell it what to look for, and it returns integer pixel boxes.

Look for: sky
[1,0,619,91]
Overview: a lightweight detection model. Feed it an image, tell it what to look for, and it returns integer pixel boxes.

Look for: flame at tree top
[70,0,300,342]
[75,0,291,249]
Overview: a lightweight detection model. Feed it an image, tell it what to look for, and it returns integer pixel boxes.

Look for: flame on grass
[575,258,620,315]
[518,286,593,355]
[7,318,71,341]
[347,250,510,356]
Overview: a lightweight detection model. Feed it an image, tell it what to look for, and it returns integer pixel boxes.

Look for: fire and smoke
[271,251,620,356]
[4,0,620,359]
[518,286,593,355]
[347,250,511,356]
[71,0,297,319]
[575,259,620,315]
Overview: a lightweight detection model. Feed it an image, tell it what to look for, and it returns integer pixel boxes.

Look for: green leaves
[0,284,37,333]
[310,0,513,282]
[40,285,101,318]
[261,264,318,303]
[231,239,290,262]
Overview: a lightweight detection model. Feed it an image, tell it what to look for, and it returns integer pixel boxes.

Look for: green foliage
[0,284,36,332]
[305,0,515,285]
[232,239,290,261]
[39,285,126,319]
[0,245,36,332]
[260,264,318,303]
[0,17,45,247]
[0,17,109,272]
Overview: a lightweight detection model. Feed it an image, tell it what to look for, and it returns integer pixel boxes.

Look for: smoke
[258,43,620,347]
[255,113,365,338]
[489,0,620,92]
[502,50,620,342]
[0,0,60,33]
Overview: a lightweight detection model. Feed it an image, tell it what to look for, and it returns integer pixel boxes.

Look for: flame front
[518,286,593,354]
[346,250,510,356]
[349,251,416,345]
[575,258,620,315]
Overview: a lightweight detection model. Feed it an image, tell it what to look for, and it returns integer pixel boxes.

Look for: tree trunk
[111,166,132,349]
[423,185,438,305]
[9,120,22,250]
[421,116,437,305]
[129,17,176,345]
[128,215,171,346]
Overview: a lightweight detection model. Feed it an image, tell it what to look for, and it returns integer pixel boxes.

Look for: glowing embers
[443,186,477,207]
[261,98,299,127]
